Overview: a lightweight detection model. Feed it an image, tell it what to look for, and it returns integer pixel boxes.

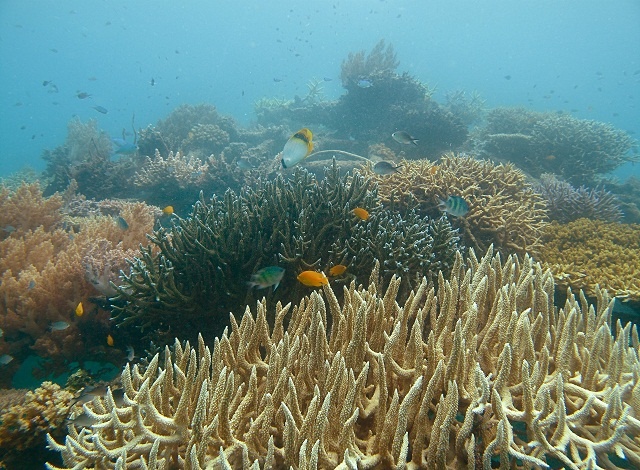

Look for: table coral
[47,247,640,469]
[539,218,640,301]
[363,153,548,257]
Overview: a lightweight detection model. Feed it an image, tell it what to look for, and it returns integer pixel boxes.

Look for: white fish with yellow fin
[281,128,313,168]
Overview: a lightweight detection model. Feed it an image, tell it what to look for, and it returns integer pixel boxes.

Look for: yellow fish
[107,334,114,347]
[353,207,370,221]
[297,270,329,287]
[328,264,347,276]
[281,128,313,168]
[162,205,174,216]
[75,302,84,317]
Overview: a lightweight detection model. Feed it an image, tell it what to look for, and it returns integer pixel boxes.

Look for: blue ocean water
[0,0,638,178]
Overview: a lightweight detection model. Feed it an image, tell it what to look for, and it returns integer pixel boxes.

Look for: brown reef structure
[47,248,640,469]
[0,183,157,383]
[540,218,640,301]
[363,153,548,257]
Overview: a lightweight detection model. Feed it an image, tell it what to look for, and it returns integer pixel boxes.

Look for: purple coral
[536,173,622,223]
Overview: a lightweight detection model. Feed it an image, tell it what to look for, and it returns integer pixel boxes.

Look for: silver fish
[49,321,70,331]
[373,161,402,175]
[0,354,14,365]
[392,131,419,146]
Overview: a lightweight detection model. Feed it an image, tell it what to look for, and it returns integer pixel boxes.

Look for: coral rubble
[540,218,640,301]
[47,248,640,469]
[364,153,548,257]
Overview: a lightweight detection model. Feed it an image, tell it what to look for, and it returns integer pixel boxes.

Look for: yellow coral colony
[47,248,640,469]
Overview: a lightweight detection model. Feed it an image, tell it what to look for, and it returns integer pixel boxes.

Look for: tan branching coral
[0,382,74,451]
[47,248,640,469]
[540,218,640,301]
[340,39,400,87]
[0,182,63,238]
[362,153,548,256]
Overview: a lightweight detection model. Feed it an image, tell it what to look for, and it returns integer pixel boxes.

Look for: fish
[0,328,3,338]
[353,207,370,220]
[68,411,97,428]
[107,334,114,346]
[126,346,135,361]
[438,196,470,217]
[0,355,13,365]
[236,158,255,170]
[50,321,70,331]
[504,75,512,80]
[150,78,155,86]
[2,225,16,233]
[111,138,138,155]
[42,80,51,86]
[281,128,314,168]
[28,280,36,290]
[273,77,283,82]
[115,216,129,230]
[373,161,402,175]
[323,77,333,82]
[248,266,285,291]
[429,166,438,175]
[297,271,329,287]
[328,264,347,276]
[76,91,91,99]
[357,78,373,88]
[545,155,556,161]
[92,105,108,114]
[75,302,84,317]
[392,131,418,146]
[162,206,174,216]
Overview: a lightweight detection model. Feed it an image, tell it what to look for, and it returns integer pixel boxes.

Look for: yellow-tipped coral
[540,218,640,301]
[47,247,640,469]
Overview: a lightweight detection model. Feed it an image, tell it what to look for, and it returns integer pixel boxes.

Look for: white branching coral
[47,248,640,469]
[134,149,209,189]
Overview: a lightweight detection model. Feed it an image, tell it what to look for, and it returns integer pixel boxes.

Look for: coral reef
[363,153,548,257]
[603,175,640,224]
[112,163,460,343]
[0,182,63,239]
[535,173,623,223]
[540,218,640,301]
[48,248,640,469]
[339,39,400,88]
[42,118,134,199]
[0,184,157,384]
[444,89,487,127]
[472,107,637,185]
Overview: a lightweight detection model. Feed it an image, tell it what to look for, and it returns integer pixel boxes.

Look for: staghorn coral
[363,153,548,257]
[48,247,640,469]
[0,186,157,383]
[535,173,622,223]
[540,218,640,301]
[444,89,487,127]
[112,163,459,343]
[340,39,400,88]
[472,107,637,185]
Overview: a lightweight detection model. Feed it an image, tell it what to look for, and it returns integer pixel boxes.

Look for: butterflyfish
[328,264,347,276]
[281,128,313,168]
[438,196,470,217]
[391,131,419,146]
[248,266,285,291]
[297,271,329,287]
[75,302,84,317]
[353,207,370,221]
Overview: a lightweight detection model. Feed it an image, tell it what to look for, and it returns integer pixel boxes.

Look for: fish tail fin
[411,139,419,146]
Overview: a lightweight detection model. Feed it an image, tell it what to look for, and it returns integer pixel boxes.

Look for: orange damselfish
[328,264,347,276]
[107,334,114,346]
[353,207,369,220]
[297,270,329,287]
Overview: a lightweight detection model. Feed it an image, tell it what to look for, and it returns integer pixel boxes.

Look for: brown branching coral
[0,182,63,238]
[363,153,548,257]
[539,218,640,301]
[47,248,640,469]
